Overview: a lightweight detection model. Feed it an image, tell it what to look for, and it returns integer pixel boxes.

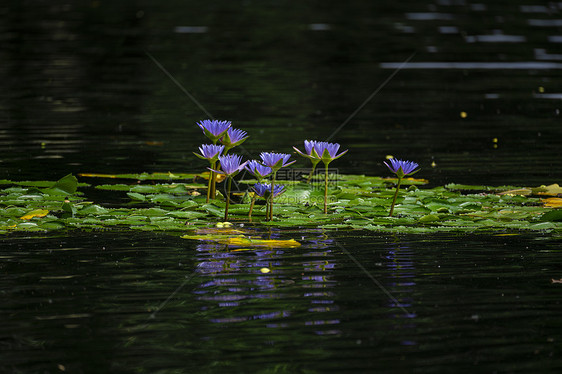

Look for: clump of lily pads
[0,172,561,235]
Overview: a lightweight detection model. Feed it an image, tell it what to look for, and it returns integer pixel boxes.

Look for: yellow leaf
[500,184,562,197]
[535,184,562,196]
[20,209,49,220]
[383,177,429,184]
[182,231,301,248]
[542,198,562,208]
[200,171,226,182]
[222,237,301,248]
[195,228,246,235]
[498,188,532,196]
[78,173,118,178]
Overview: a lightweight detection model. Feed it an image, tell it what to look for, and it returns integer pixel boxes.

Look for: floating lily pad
[20,209,49,220]
[0,173,560,235]
[541,210,562,222]
[79,172,200,180]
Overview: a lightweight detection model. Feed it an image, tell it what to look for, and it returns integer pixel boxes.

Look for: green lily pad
[43,174,78,195]
[0,173,560,235]
[541,210,562,222]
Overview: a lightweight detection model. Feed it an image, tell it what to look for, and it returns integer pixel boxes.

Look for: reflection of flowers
[385,242,416,316]
[191,231,340,333]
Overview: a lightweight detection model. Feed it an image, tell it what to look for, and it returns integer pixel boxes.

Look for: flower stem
[389,177,402,217]
[248,194,256,222]
[210,169,217,199]
[206,161,215,203]
[306,163,317,183]
[265,197,270,220]
[269,172,276,221]
[224,177,232,221]
[324,163,329,214]
[210,140,218,199]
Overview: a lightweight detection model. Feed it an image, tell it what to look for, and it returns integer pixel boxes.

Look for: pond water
[1,0,562,372]
[2,231,562,373]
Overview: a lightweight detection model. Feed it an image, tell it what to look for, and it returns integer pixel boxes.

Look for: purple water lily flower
[197,119,232,143]
[313,141,348,164]
[260,152,296,171]
[295,141,347,214]
[384,158,420,179]
[194,144,224,162]
[220,127,249,151]
[293,140,323,183]
[385,158,420,217]
[259,152,294,221]
[245,160,272,180]
[293,140,321,161]
[253,183,286,198]
[210,154,247,177]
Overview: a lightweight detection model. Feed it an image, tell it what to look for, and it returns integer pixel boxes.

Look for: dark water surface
[1,0,561,185]
[2,231,562,373]
[1,1,562,373]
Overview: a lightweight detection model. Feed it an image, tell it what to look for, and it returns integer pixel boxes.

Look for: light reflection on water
[380,61,562,69]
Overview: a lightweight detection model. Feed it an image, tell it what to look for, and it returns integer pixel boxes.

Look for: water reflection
[192,229,341,334]
[3,232,562,372]
[385,240,416,307]
[380,61,562,69]
[384,239,418,346]
[190,229,428,339]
